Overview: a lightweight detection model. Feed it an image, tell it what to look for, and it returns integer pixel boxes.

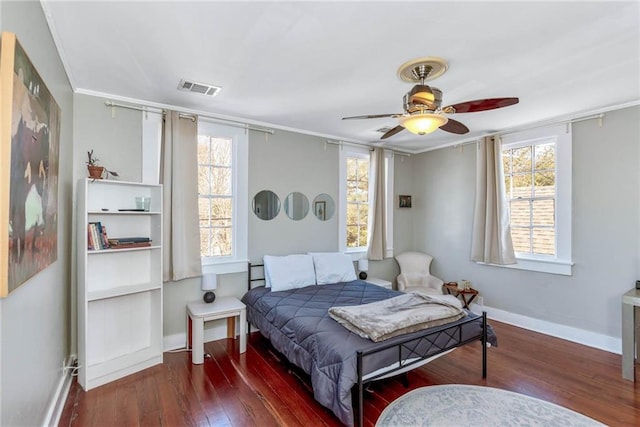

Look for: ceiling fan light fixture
[400,113,448,135]
[343,57,517,140]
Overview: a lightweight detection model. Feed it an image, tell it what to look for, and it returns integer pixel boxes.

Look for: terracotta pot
[87,165,104,179]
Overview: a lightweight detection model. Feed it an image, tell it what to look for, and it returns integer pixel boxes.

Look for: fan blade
[342,113,401,120]
[381,125,405,139]
[443,97,519,114]
[439,118,469,135]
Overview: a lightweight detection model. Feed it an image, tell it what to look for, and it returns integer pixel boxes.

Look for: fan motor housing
[404,87,442,113]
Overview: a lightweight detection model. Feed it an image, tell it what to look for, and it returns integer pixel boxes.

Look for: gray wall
[73,94,142,183]
[248,130,339,259]
[411,106,640,340]
[0,1,73,425]
[393,154,418,257]
[248,133,414,284]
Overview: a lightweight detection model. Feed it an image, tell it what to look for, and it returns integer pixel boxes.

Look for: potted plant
[86,150,119,179]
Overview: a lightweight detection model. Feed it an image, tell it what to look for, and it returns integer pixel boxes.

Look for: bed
[242,256,497,426]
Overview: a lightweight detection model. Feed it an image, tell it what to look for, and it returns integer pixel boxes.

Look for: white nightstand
[366,277,393,290]
[187,297,246,364]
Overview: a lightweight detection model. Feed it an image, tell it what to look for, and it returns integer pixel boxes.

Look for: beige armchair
[395,251,444,295]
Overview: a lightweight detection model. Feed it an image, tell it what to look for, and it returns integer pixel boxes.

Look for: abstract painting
[0,32,60,297]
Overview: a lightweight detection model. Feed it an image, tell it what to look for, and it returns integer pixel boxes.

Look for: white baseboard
[42,354,77,427]
[163,323,230,352]
[471,303,621,355]
[163,333,186,351]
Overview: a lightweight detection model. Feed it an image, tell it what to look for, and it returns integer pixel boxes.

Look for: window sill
[478,257,573,276]
[202,259,248,275]
[345,250,367,261]
[344,247,395,261]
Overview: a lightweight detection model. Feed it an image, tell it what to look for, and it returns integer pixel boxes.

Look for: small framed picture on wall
[399,195,412,208]
[314,201,326,220]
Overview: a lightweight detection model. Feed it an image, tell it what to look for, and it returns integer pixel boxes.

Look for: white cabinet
[77,178,163,390]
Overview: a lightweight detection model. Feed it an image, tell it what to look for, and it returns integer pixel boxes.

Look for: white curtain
[367,147,387,260]
[471,136,516,265]
[160,111,203,281]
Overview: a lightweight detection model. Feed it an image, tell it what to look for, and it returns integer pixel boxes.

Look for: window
[197,121,248,274]
[503,142,556,256]
[198,135,232,256]
[346,155,370,249]
[339,145,394,257]
[500,124,572,275]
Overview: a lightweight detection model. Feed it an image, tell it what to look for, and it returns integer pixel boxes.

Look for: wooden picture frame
[399,195,412,208]
[0,32,61,297]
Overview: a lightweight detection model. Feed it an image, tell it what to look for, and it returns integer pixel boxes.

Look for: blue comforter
[242,281,497,426]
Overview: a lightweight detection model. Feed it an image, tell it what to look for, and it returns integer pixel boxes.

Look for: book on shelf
[107,237,152,249]
[88,225,153,250]
[107,237,151,245]
[88,222,109,250]
[87,227,93,250]
[89,223,97,250]
[101,224,109,248]
[108,241,152,249]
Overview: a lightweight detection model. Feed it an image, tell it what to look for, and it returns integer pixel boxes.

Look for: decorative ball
[203,291,216,303]
[359,271,368,280]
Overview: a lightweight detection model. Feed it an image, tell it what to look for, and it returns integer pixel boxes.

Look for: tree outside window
[198,135,233,257]
[346,156,369,248]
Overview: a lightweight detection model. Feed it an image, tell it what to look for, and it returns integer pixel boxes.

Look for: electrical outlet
[476,296,484,306]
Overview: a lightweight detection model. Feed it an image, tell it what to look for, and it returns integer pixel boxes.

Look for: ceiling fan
[342,57,519,140]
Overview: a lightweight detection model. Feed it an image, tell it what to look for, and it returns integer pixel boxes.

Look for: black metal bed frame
[246,262,487,427]
[355,313,487,427]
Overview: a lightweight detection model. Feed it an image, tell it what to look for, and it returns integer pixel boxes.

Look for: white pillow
[263,254,316,292]
[309,252,357,285]
[262,257,273,288]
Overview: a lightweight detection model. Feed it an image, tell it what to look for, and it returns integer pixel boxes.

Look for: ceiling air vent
[178,79,221,97]
[376,126,393,134]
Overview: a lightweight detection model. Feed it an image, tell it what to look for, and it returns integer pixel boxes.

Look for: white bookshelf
[77,178,163,390]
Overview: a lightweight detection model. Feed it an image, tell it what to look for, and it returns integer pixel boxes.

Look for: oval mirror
[312,193,335,221]
[252,190,280,220]
[284,192,309,221]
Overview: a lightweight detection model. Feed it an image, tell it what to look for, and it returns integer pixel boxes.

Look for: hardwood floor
[59,320,640,426]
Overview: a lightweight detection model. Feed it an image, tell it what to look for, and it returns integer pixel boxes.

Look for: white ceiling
[42,1,640,152]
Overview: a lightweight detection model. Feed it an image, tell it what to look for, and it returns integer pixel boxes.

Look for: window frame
[500,124,573,275]
[198,120,248,275]
[338,145,394,259]
[339,146,371,255]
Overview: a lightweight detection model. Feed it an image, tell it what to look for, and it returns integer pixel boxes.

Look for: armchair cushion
[398,273,443,288]
[395,251,444,294]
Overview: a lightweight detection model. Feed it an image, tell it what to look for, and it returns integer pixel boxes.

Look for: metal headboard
[247,262,265,291]
[246,262,266,337]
